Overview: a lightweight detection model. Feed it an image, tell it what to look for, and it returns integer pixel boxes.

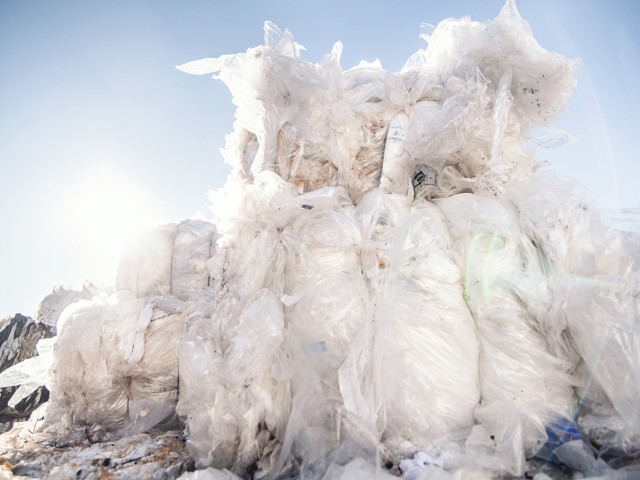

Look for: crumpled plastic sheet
[116,219,216,300]
[172,220,217,300]
[10,1,639,479]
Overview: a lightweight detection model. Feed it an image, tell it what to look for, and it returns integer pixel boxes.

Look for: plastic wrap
[506,171,640,460]
[0,337,54,408]
[564,276,640,446]
[357,190,480,456]
[273,188,376,475]
[436,193,576,475]
[506,171,634,277]
[46,292,183,434]
[179,184,379,477]
[178,25,407,204]
[397,0,577,199]
[177,176,293,474]
[178,289,287,473]
[36,285,94,327]
[171,220,216,300]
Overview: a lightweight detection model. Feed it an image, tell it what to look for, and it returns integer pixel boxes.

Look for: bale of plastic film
[46,291,184,435]
[124,296,183,434]
[178,24,408,204]
[285,188,366,402]
[178,24,346,189]
[171,219,216,300]
[398,0,577,199]
[36,285,95,328]
[436,193,576,476]
[563,277,640,453]
[116,224,176,298]
[507,172,640,461]
[357,189,480,457]
[342,63,407,202]
[269,187,377,475]
[178,174,294,475]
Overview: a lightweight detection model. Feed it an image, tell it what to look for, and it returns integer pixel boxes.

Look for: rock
[0,314,54,432]
[0,427,194,479]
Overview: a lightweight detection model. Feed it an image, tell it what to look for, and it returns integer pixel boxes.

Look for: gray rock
[0,427,194,479]
[0,314,54,432]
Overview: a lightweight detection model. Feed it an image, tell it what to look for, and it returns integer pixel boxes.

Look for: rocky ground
[0,314,54,433]
[0,425,194,479]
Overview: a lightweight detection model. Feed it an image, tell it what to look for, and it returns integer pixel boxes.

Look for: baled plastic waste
[4,1,639,479]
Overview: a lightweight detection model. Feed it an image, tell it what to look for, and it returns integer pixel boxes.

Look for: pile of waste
[1,1,639,479]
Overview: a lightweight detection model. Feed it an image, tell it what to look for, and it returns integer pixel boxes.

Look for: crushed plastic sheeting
[3,1,640,479]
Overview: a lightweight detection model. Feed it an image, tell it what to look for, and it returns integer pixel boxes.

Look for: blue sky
[1,0,639,317]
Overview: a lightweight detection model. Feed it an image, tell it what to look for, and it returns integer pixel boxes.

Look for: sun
[59,168,163,288]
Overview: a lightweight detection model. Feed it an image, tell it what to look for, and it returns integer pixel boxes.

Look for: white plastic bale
[403,0,577,129]
[286,205,366,396]
[125,297,184,434]
[436,193,576,475]
[271,190,375,474]
[177,302,238,470]
[47,292,183,435]
[179,29,408,204]
[171,219,216,300]
[47,292,143,430]
[357,191,480,457]
[563,276,640,446]
[116,225,176,298]
[36,285,88,328]
[178,176,295,473]
[505,172,640,462]
[397,0,577,199]
[178,291,288,474]
[179,24,346,188]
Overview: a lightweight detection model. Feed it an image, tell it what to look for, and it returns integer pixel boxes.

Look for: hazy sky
[1,0,639,318]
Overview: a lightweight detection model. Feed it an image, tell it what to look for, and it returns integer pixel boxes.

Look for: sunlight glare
[60,169,163,288]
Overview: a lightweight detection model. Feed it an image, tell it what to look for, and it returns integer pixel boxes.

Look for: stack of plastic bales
[17,1,637,479]
[46,219,216,436]
[172,1,638,477]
